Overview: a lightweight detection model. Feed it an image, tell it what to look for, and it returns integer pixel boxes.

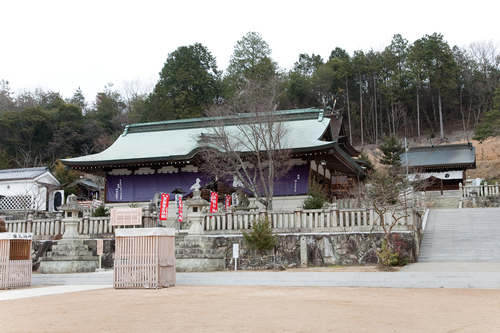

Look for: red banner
[159,193,169,221]
[210,191,218,213]
[225,195,231,211]
[178,195,183,222]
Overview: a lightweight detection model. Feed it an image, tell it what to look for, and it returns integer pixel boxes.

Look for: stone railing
[5,214,115,238]
[460,182,499,197]
[5,206,422,237]
[202,208,422,234]
[4,207,159,239]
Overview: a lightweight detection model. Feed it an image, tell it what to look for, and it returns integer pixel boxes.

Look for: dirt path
[2,285,499,332]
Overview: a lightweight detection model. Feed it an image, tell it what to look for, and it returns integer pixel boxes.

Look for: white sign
[97,239,103,255]
[233,244,239,258]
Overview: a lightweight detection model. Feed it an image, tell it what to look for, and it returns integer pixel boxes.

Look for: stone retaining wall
[31,231,420,272]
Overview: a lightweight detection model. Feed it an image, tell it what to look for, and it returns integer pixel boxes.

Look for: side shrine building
[61,108,368,210]
[402,143,476,192]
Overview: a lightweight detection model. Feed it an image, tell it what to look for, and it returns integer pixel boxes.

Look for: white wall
[0,179,47,210]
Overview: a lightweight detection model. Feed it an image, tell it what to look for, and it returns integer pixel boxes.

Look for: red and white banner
[225,195,231,211]
[159,193,169,221]
[178,195,183,222]
[210,191,218,213]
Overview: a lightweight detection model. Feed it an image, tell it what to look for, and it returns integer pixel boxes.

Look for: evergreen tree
[144,43,222,122]
[242,217,276,256]
[473,85,500,142]
[225,32,279,94]
[379,135,404,166]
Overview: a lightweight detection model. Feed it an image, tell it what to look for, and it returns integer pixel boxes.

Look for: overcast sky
[1,0,499,104]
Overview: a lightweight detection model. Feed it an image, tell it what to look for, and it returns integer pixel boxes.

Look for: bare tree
[198,78,291,210]
[360,166,433,266]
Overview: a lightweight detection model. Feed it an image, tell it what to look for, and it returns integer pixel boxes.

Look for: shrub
[377,240,399,266]
[92,203,109,217]
[243,217,276,255]
[302,182,328,210]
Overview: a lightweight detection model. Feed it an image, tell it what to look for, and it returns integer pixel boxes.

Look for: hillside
[358,131,500,181]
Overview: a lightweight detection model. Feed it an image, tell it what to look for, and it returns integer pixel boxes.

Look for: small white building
[0,167,62,212]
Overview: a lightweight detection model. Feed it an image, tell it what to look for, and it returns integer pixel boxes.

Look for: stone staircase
[419,208,500,262]
[424,190,461,209]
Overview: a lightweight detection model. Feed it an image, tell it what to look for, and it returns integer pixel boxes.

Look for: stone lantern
[59,194,85,244]
[38,194,98,274]
[184,189,209,235]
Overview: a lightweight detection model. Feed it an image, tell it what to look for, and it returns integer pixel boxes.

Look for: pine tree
[243,217,276,256]
[379,135,404,167]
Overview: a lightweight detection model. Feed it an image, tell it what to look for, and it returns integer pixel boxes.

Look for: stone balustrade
[4,206,422,237]
[202,208,422,234]
[4,206,159,239]
[5,213,115,238]
[460,182,500,197]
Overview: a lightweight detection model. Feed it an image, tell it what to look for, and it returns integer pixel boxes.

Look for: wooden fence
[0,238,32,288]
[460,182,500,197]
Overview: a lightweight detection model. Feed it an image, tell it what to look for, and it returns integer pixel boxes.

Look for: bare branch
[197,78,291,210]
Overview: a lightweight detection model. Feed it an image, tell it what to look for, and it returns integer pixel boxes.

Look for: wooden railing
[460,182,500,197]
[202,208,422,233]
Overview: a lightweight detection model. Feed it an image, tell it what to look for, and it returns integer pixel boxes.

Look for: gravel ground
[2,284,500,332]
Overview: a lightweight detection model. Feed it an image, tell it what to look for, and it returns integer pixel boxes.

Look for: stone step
[32,271,113,286]
[418,208,500,263]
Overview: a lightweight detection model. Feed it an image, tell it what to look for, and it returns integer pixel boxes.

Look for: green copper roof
[62,108,336,167]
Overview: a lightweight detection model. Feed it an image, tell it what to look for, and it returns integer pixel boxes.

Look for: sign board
[225,195,231,211]
[233,243,239,258]
[110,208,142,226]
[97,239,103,255]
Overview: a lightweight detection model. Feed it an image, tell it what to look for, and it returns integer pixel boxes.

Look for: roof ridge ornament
[122,125,129,137]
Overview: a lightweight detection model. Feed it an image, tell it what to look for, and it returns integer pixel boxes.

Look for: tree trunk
[416,86,421,141]
[386,97,391,137]
[359,73,364,146]
[346,78,352,144]
[438,89,444,140]
[460,87,465,131]
[431,89,437,131]
[374,77,378,145]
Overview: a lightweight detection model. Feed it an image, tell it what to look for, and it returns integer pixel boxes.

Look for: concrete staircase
[419,208,500,262]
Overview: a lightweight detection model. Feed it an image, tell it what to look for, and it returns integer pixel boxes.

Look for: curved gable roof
[62,109,336,168]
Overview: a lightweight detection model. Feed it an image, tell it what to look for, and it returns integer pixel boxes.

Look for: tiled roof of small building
[0,167,49,181]
[402,143,476,169]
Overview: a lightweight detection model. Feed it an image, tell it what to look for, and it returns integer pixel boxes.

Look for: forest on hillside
[0,32,499,170]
